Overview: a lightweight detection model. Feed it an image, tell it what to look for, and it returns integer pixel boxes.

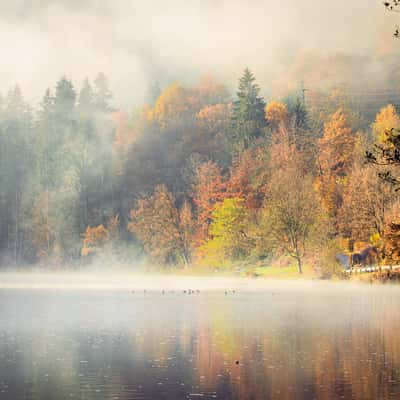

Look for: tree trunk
[182,251,189,269]
[14,187,18,266]
[296,256,303,274]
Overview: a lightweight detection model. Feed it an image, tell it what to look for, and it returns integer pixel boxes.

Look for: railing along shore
[345,265,400,274]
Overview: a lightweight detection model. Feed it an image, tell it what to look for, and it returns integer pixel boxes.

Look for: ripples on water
[0,283,399,400]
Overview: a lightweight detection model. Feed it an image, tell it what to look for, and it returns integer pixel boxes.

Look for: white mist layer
[0,271,397,294]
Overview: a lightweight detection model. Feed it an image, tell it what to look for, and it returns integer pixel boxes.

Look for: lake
[0,276,399,400]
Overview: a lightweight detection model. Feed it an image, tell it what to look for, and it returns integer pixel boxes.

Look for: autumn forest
[1,59,400,277]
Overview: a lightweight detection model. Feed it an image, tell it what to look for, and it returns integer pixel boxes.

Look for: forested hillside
[1,68,400,273]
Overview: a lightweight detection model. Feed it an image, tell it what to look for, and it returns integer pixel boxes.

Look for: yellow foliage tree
[372,104,400,144]
[198,198,252,265]
[265,101,288,130]
[150,83,191,128]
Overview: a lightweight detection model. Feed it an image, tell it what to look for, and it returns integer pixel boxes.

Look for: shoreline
[0,271,398,292]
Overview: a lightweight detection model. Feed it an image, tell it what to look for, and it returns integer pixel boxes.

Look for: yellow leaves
[209,198,247,238]
[265,101,288,129]
[151,83,190,128]
[196,103,232,132]
[372,104,400,144]
[321,108,352,144]
[198,197,252,263]
[146,77,230,130]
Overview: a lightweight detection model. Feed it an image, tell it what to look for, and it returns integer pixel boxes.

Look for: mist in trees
[0,61,399,275]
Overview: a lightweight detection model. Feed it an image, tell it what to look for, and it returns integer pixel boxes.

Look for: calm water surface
[0,282,399,400]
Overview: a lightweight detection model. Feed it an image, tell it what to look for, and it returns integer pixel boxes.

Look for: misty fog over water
[0,281,399,400]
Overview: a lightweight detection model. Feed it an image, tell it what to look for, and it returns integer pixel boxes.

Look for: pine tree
[0,86,33,264]
[78,78,94,115]
[231,68,266,149]
[93,72,113,112]
[54,76,76,120]
[286,96,308,131]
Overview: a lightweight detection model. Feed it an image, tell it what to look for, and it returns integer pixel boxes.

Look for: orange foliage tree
[315,108,358,230]
[226,147,268,210]
[81,225,110,257]
[339,164,395,243]
[128,185,193,266]
[263,135,321,273]
[81,215,120,257]
[192,161,227,243]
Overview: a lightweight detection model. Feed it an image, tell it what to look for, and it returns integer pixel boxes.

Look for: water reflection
[0,287,399,399]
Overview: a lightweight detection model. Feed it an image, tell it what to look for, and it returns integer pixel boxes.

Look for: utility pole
[300,81,308,106]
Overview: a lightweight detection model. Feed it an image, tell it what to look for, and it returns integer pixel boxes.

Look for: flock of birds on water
[131,289,237,295]
[130,289,279,296]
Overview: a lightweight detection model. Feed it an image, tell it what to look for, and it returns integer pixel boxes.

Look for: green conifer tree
[231,68,266,149]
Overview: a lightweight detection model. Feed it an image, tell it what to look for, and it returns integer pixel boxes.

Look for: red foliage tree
[192,161,227,243]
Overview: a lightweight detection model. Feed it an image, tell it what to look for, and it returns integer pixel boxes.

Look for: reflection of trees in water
[188,298,400,400]
[1,294,400,399]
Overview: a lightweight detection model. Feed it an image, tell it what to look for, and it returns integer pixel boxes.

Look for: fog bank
[0,0,395,106]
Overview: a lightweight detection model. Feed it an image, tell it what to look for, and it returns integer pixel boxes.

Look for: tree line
[0,69,399,272]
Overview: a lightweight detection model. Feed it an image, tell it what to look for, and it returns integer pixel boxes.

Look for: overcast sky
[0,0,395,107]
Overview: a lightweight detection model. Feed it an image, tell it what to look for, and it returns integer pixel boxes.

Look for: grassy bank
[174,261,320,280]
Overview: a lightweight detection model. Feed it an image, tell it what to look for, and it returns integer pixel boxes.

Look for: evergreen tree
[54,76,76,120]
[39,89,55,121]
[286,96,308,131]
[35,89,57,189]
[78,78,95,115]
[231,68,266,149]
[0,86,33,263]
[93,72,113,112]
